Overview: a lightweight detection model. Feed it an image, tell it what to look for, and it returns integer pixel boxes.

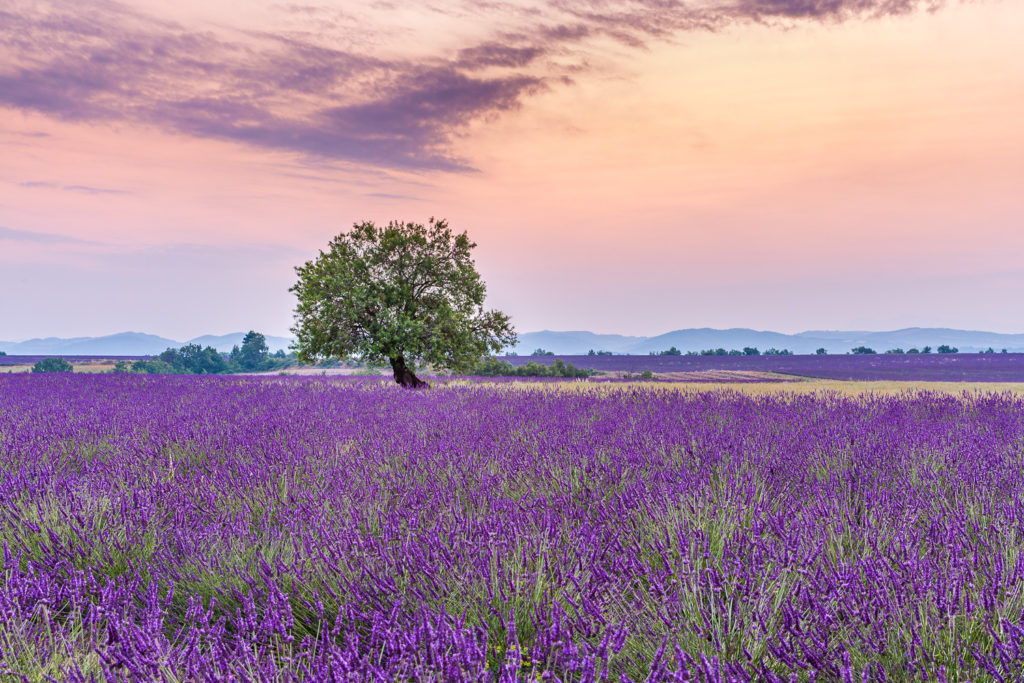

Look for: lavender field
[506,353,1024,382]
[3,375,1024,681]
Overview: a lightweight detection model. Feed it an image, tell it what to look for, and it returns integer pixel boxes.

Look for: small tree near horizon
[237,331,269,370]
[32,357,73,373]
[290,218,516,388]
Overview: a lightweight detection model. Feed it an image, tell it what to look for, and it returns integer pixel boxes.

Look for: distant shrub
[0,350,6,356]
[658,347,682,356]
[111,361,131,373]
[587,349,613,356]
[531,348,555,356]
[159,344,228,374]
[764,348,793,356]
[907,348,920,354]
[921,346,932,354]
[131,359,176,374]
[744,347,761,356]
[815,348,827,355]
[473,357,594,378]
[937,345,958,354]
[980,347,996,354]
[700,348,729,356]
[32,357,73,373]
[885,348,905,354]
[850,347,877,355]
[623,370,655,380]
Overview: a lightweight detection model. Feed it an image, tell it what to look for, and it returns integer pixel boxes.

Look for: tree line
[117,332,292,375]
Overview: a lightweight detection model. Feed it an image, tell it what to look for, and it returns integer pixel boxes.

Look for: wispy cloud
[366,192,424,201]
[18,181,130,195]
[0,225,98,245]
[0,0,953,172]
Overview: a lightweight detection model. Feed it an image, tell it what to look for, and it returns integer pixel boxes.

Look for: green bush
[32,357,73,373]
[159,344,228,374]
[472,357,594,378]
[624,370,655,380]
[130,359,177,374]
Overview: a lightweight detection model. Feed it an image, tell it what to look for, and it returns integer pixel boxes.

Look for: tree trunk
[390,356,429,389]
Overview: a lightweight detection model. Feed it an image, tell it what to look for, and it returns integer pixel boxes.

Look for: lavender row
[2,374,1024,680]
[502,353,1024,381]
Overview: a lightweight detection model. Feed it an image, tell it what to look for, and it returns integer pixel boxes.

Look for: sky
[1,0,1022,341]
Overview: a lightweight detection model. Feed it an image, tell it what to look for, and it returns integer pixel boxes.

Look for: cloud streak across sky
[0,0,949,172]
[1,0,1019,341]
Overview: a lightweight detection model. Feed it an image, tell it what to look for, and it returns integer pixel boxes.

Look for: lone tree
[290,218,516,388]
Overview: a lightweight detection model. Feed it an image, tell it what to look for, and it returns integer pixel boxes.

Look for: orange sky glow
[1,0,1022,339]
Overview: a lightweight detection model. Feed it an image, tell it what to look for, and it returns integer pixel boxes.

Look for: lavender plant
[1,374,1023,680]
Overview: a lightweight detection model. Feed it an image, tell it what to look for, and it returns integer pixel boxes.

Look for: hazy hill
[0,332,179,356]
[0,331,294,356]
[3,327,1023,357]
[513,327,1024,355]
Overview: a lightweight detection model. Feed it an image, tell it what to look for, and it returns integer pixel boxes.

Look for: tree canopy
[32,357,73,373]
[232,331,270,371]
[290,218,516,388]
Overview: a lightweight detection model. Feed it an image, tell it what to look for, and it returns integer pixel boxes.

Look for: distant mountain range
[511,328,1024,355]
[0,331,295,356]
[2,327,1023,357]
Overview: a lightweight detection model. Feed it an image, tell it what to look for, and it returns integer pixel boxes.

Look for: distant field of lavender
[504,353,1024,382]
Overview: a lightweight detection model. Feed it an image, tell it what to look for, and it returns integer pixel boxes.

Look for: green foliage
[763,348,793,356]
[815,348,827,355]
[532,348,555,356]
[159,344,228,374]
[936,345,958,354]
[472,357,595,378]
[700,348,728,356]
[31,357,73,373]
[290,218,516,383]
[885,348,905,354]
[0,350,6,356]
[921,346,932,354]
[111,361,131,373]
[850,346,877,355]
[587,349,613,356]
[229,330,270,371]
[744,347,761,356]
[907,348,920,354]
[623,370,655,380]
[658,346,682,356]
[130,359,177,374]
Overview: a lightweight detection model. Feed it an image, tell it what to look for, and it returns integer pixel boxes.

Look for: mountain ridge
[3,327,1023,356]
[0,331,295,355]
